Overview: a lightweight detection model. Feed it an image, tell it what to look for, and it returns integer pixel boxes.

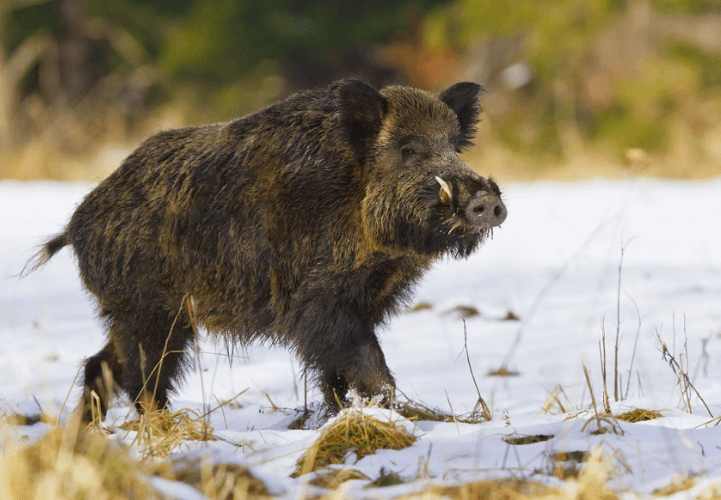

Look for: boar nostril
[466,192,506,228]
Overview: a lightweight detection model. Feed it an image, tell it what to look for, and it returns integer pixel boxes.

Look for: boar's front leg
[293,303,395,413]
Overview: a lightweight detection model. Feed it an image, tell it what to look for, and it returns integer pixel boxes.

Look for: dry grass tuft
[410,302,433,312]
[395,400,454,422]
[0,412,268,500]
[487,367,521,377]
[390,449,621,499]
[368,466,404,487]
[295,410,416,476]
[581,365,624,436]
[541,384,575,415]
[120,407,215,458]
[554,448,621,500]
[0,411,47,427]
[548,451,588,479]
[503,434,554,446]
[308,468,369,489]
[503,311,520,321]
[0,419,159,500]
[615,409,663,423]
[551,451,587,463]
[395,398,489,424]
[449,305,480,318]
[422,479,553,499]
[158,455,270,499]
[652,476,696,496]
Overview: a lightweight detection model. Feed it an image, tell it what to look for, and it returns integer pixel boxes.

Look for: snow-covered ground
[2,178,721,498]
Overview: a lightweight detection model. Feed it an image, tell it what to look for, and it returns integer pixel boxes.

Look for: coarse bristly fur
[24,79,506,421]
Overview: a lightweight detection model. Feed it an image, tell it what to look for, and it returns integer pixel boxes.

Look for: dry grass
[615,409,663,423]
[0,411,269,500]
[395,450,620,500]
[657,329,713,418]
[448,305,480,318]
[503,434,554,446]
[0,415,622,499]
[395,399,455,422]
[409,302,433,312]
[553,448,621,500]
[424,479,554,499]
[503,311,520,321]
[0,418,159,500]
[0,391,676,499]
[547,451,588,480]
[119,407,215,459]
[157,455,270,500]
[308,468,369,489]
[652,476,696,496]
[0,411,48,427]
[487,367,521,377]
[580,364,624,436]
[541,384,575,415]
[368,467,405,487]
[395,398,488,425]
[295,409,416,476]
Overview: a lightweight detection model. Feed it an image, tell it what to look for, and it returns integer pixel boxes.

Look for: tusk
[435,176,452,204]
[448,219,464,234]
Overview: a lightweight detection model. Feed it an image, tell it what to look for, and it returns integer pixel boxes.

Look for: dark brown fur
[26,80,505,421]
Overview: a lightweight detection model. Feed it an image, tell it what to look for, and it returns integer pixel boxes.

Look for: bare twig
[459,320,492,421]
[656,331,713,418]
[58,356,85,424]
[624,295,642,400]
[581,364,624,435]
[201,388,249,420]
[613,247,626,402]
[599,316,611,414]
[445,391,460,435]
[541,384,573,414]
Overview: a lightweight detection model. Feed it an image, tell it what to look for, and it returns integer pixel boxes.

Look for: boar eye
[401,147,416,158]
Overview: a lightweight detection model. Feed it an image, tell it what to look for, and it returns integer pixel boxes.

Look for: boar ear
[331,79,388,164]
[439,82,484,149]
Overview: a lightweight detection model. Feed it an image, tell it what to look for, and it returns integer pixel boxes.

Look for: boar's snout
[466,191,507,228]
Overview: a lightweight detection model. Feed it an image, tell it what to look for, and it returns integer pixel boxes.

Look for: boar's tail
[20,232,70,278]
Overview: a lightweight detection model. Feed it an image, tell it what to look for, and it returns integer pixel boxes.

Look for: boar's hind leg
[81,341,123,422]
[296,306,396,413]
[107,307,194,416]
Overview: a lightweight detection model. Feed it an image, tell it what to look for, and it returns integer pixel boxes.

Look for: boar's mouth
[432,176,506,236]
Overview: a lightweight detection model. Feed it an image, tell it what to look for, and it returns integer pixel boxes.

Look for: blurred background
[1,0,720,181]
